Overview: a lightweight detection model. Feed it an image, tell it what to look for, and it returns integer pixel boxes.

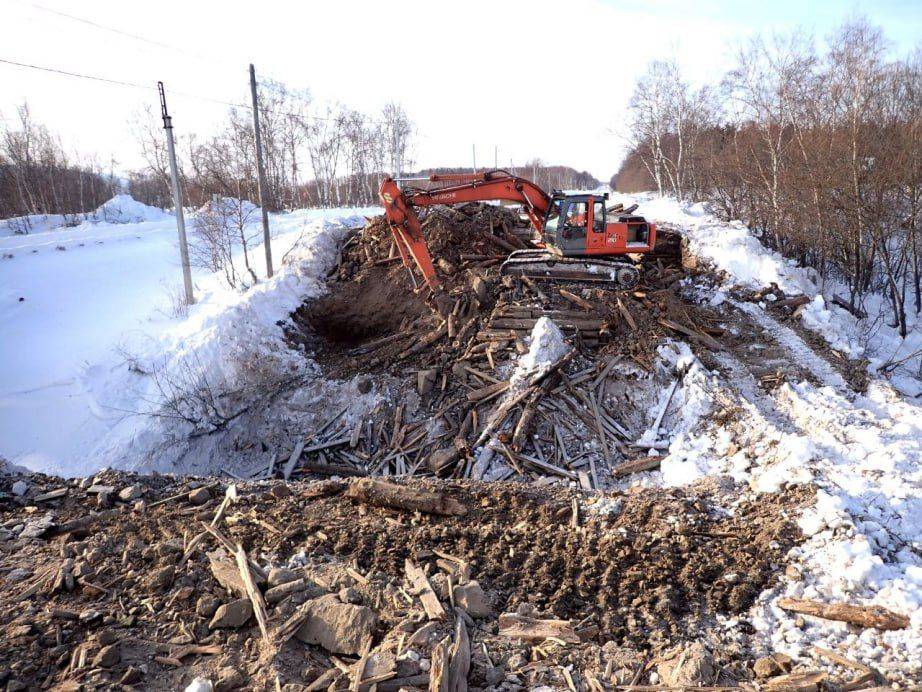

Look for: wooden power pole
[249,64,273,278]
[157,82,194,305]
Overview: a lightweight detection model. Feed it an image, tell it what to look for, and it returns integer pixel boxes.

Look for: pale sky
[2,0,919,182]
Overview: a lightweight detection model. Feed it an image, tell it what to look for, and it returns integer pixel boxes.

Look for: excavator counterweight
[378,170,656,291]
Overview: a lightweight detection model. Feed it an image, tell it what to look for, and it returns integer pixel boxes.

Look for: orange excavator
[378,169,657,291]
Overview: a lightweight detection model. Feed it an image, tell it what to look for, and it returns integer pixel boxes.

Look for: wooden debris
[346,478,466,516]
[234,544,270,643]
[429,636,450,692]
[405,559,447,620]
[764,671,828,691]
[448,616,471,692]
[559,288,595,311]
[497,613,580,643]
[776,598,909,630]
[612,456,664,477]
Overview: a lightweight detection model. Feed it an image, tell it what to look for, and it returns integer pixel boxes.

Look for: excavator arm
[379,170,551,290]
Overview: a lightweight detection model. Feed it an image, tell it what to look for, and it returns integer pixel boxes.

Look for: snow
[614,192,922,398]
[607,191,922,681]
[0,194,170,237]
[510,317,569,385]
[0,195,380,474]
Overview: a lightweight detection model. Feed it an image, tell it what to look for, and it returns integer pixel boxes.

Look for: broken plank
[776,598,909,630]
[405,560,447,620]
[283,440,306,480]
[497,613,580,644]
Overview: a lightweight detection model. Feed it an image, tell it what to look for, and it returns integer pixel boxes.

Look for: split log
[467,381,509,403]
[659,318,726,352]
[448,616,470,692]
[764,671,828,691]
[234,544,270,643]
[399,323,448,360]
[615,296,637,331]
[776,598,909,630]
[405,560,447,620]
[345,478,467,516]
[429,636,450,692]
[612,456,664,477]
[559,288,595,311]
[497,613,580,643]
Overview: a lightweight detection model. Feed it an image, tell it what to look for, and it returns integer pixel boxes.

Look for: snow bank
[615,192,921,397]
[0,194,170,237]
[94,194,170,224]
[0,204,380,476]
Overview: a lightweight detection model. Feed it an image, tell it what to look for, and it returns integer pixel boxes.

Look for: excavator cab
[541,191,654,258]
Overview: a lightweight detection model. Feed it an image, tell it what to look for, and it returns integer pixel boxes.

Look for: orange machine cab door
[585,197,607,254]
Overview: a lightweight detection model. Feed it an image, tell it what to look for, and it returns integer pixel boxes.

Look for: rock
[98,629,119,646]
[338,587,362,604]
[11,480,29,497]
[454,580,491,618]
[188,487,211,505]
[294,595,378,655]
[484,665,505,686]
[118,485,143,502]
[417,368,438,396]
[270,484,292,499]
[185,678,214,692]
[754,656,783,678]
[144,565,175,592]
[215,666,246,691]
[657,643,715,687]
[93,644,120,668]
[209,599,253,629]
[209,551,246,597]
[268,567,300,587]
[4,568,30,583]
[196,595,221,618]
[472,276,489,303]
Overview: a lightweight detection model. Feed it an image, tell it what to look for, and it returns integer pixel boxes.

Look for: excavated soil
[0,470,811,690]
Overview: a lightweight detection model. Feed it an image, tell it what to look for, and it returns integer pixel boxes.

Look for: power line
[0,56,392,127]
[16,0,234,69]
[0,57,151,91]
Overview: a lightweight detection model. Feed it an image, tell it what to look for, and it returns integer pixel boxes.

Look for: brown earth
[0,470,812,690]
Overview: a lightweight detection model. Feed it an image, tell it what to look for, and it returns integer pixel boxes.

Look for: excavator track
[500,250,641,289]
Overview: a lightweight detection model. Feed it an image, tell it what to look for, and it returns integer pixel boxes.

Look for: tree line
[0,104,117,227]
[617,18,921,337]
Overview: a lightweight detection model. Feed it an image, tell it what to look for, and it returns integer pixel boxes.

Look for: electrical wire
[9,1,390,127]
[0,57,393,126]
[15,0,236,69]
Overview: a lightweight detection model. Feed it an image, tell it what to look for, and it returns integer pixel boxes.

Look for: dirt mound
[0,469,813,690]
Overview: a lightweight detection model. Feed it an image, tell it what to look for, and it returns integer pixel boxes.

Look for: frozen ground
[0,196,379,475]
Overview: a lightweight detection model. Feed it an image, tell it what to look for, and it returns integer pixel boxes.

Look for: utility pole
[249,64,273,278]
[494,145,498,170]
[158,82,194,305]
[472,144,477,172]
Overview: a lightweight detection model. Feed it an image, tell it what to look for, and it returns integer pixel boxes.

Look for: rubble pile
[284,206,735,489]
[0,468,850,690]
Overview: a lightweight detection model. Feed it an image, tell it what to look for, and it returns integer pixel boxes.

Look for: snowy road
[0,200,378,474]
[0,221,187,470]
